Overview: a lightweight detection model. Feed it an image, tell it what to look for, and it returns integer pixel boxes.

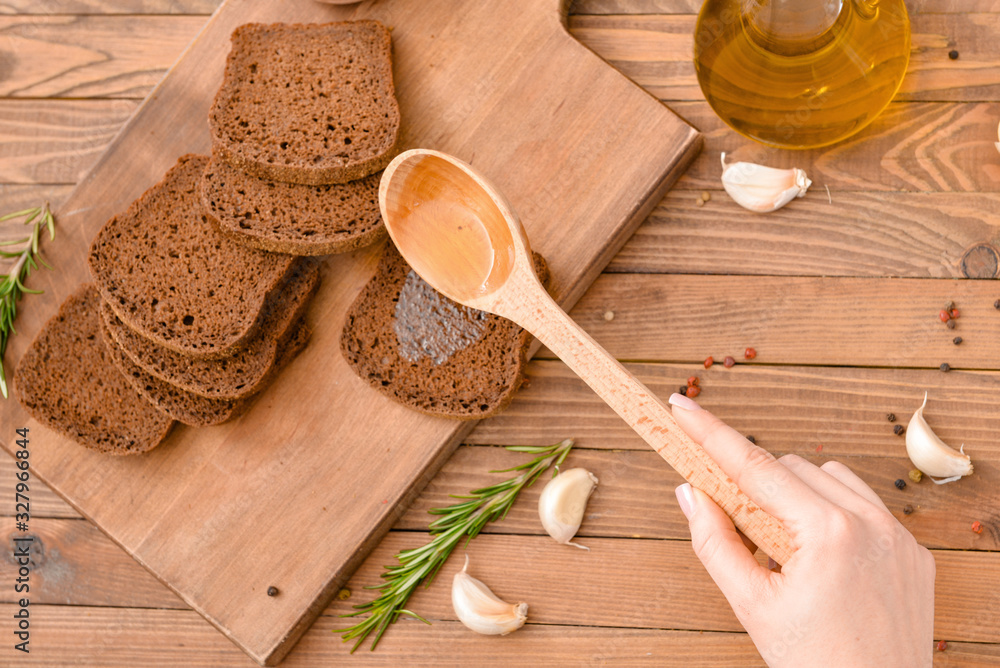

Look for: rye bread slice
[87,154,297,360]
[340,244,550,420]
[13,284,175,455]
[209,21,400,186]
[102,316,311,427]
[100,258,320,400]
[199,155,385,255]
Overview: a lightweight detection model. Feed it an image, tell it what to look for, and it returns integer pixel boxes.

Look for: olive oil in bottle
[694,0,910,148]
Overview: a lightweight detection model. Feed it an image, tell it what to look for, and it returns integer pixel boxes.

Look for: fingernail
[675,483,695,519]
[668,392,702,411]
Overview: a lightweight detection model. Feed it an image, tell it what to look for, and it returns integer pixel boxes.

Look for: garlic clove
[905,392,973,484]
[720,152,811,213]
[452,554,527,636]
[538,467,598,549]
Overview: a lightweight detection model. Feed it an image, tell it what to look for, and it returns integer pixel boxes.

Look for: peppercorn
[938,310,951,322]
[953,336,962,345]
[886,413,896,422]
[723,356,736,368]
[972,521,983,534]
[703,356,714,369]
[950,308,960,319]
[995,299,1000,310]
[948,49,959,60]
[903,505,914,515]
[940,362,951,372]
[894,478,906,490]
[267,586,279,597]
[894,425,905,436]
[944,300,955,311]
[337,588,352,600]
[908,469,923,483]
[937,640,948,652]
[679,385,688,396]
[687,376,700,387]
[746,435,756,444]
[686,385,701,398]
[603,310,615,321]
[744,347,757,360]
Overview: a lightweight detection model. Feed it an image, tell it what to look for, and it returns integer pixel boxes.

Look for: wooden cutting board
[0,0,699,664]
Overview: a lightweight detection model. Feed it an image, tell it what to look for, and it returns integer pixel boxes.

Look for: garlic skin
[720,153,811,213]
[452,555,527,636]
[538,467,598,549]
[905,392,973,484]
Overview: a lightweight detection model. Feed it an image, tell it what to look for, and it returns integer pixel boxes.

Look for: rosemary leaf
[0,203,55,399]
[335,438,574,652]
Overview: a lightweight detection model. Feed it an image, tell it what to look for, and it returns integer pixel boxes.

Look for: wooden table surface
[2,0,999,665]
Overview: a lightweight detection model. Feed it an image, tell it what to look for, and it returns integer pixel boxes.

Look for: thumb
[675,483,771,608]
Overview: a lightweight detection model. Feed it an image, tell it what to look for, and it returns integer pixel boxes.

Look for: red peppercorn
[939,310,951,322]
[686,385,701,398]
[950,308,960,319]
[723,356,736,368]
[703,356,714,369]
[744,347,757,360]
[972,521,983,534]
[687,376,700,387]
[936,640,947,652]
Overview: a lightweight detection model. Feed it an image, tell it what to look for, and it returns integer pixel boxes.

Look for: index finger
[668,393,831,533]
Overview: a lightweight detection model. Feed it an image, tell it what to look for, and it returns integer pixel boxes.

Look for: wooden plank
[0,1,700,664]
[4,528,996,644]
[326,534,1000,643]
[0,100,138,184]
[0,455,77,518]
[0,16,205,98]
[609,191,1000,278]
[471,361,1000,458]
[0,604,772,666]
[0,185,72,211]
[0,517,183,608]
[537,274,1000,369]
[569,14,1000,102]
[0,1,221,14]
[571,0,1000,14]
[672,100,1000,192]
[397,446,1000,551]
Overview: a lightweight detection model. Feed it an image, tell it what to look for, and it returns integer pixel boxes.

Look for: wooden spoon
[379,148,794,565]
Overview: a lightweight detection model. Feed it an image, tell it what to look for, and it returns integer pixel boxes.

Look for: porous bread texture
[102,316,311,427]
[199,156,385,255]
[340,244,550,420]
[100,258,320,400]
[13,284,175,455]
[209,21,400,186]
[87,154,297,360]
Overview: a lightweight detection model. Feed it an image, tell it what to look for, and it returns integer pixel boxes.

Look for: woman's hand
[668,392,936,667]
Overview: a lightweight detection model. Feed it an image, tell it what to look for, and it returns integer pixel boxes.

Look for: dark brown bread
[199,156,386,255]
[100,259,320,400]
[13,284,175,455]
[209,21,400,186]
[102,317,311,427]
[340,244,549,420]
[87,154,297,360]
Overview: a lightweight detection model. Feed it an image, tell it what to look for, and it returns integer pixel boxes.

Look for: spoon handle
[498,275,795,565]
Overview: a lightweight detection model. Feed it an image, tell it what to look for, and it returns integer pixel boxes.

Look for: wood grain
[542,274,1000,369]
[471,362,1000,460]
[0,16,205,98]
[569,13,1000,102]
[0,100,137,184]
[571,0,1000,14]
[609,191,1000,278]
[0,0,699,664]
[0,0,220,14]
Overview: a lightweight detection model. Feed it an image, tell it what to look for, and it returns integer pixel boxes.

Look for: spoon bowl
[379,149,795,564]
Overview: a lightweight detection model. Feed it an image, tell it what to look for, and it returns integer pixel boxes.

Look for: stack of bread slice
[200,20,399,255]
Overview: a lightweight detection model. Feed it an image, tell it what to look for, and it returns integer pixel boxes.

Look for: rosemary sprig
[0,203,55,398]
[336,438,574,652]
